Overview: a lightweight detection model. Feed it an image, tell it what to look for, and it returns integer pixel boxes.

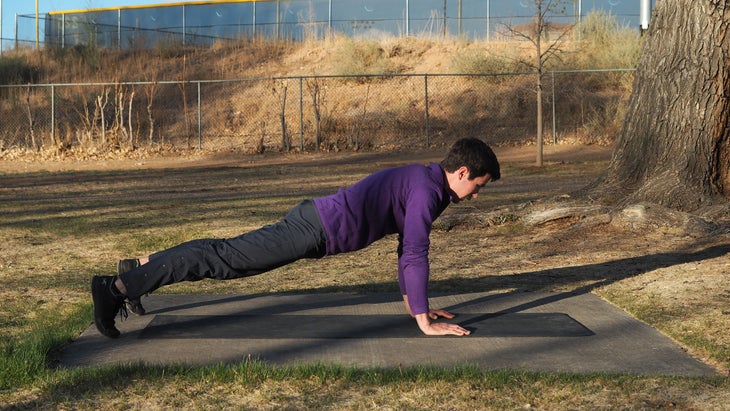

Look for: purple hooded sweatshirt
[313,163,453,316]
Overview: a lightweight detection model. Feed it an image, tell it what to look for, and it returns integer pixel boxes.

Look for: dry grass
[8,371,728,410]
[0,146,728,409]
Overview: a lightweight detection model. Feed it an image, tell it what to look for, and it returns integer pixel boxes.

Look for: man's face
[451,169,492,203]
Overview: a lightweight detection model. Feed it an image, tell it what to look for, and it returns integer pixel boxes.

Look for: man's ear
[458,166,470,180]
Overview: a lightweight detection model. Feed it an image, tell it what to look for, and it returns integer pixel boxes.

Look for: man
[92,137,500,338]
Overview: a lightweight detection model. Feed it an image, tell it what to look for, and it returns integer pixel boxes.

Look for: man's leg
[121,200,326,297]
[91,200,326,338]
[117,258,146,315]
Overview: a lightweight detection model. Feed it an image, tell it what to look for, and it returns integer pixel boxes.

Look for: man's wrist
[414,313,433,334]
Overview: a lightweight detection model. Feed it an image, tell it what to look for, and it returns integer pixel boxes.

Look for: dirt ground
[1,143,728,375]
[0,143,610,173]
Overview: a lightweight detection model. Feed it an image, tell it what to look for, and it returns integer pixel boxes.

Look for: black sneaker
[90,275,127,338]
[117,259,146,316]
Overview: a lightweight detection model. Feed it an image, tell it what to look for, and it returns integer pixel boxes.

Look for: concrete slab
[59,291,718,376]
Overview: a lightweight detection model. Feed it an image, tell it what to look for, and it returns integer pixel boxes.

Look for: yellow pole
[36,0,39,49]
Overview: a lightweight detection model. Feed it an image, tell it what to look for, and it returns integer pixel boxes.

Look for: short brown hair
[440,138,500,181]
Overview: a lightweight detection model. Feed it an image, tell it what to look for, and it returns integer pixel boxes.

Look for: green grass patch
[0,304,91,390]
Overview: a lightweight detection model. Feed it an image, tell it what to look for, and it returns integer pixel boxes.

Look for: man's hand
[415,311,471,336]
[402,295,470,336]
[427,309,454,320]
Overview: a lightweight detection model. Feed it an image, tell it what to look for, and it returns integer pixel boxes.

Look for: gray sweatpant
[119,200,327,299]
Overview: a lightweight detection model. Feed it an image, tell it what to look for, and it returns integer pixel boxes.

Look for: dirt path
[0,144,611,174]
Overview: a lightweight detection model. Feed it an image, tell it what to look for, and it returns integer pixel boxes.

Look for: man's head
[441,137,500,181]
[441,138,500,202]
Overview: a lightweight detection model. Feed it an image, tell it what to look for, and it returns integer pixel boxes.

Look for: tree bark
[588,0,730,212]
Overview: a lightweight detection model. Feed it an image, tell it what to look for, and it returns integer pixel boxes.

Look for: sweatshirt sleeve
[397,189,440,316]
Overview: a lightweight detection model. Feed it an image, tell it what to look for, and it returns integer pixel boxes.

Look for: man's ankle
[112,278,128,297]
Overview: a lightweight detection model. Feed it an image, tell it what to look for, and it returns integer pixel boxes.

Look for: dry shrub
[574,11,643,70]
[330,37,397,76]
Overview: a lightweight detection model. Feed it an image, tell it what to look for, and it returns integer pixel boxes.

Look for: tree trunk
[279,82,290,152]
[588,0,730,212]
[535,0,544,167]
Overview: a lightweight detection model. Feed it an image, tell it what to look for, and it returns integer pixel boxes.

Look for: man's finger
[432,310,455,319]
[450,325,470,336]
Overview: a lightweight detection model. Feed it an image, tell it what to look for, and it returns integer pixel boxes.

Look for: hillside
[1,22,641,158]
[30,32,636,83]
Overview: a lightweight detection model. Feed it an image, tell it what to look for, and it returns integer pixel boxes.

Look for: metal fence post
[197,81,202,149]
[182,5,187,46]
[117,9,121,48]
[405,0,410,36]
[51,84,55,145]
[424,74,430,148]
[299,76,304,150]
[552,70,557,144]
[276,0,280,40]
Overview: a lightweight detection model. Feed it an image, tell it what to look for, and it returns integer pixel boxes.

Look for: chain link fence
[0,70,633,154]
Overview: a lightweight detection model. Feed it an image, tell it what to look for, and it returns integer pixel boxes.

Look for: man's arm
[402,294,471,336]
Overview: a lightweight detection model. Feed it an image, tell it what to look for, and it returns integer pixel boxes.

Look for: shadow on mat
[142,243,730,322]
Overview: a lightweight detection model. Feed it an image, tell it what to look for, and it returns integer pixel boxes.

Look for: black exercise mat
[138,313,594,339]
